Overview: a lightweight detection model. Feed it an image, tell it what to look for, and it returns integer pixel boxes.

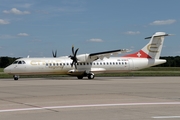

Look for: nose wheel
[13,75,19,80]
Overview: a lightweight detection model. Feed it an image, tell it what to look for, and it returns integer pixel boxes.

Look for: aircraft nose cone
[4,66,11,74]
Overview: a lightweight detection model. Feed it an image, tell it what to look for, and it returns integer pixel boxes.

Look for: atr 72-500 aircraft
[4,32,170,80]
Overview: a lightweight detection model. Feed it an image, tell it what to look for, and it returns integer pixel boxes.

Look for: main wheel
[88,73,95,79]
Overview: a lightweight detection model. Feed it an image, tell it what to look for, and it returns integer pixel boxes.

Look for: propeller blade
[71,61,74,67]
[74,48,79,57]
[69,46,79,69]
[74,63,77,69]
[52,50,57,58]
[72,46,75,56]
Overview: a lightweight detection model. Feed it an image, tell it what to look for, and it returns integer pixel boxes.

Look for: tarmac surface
[0,77,180,120]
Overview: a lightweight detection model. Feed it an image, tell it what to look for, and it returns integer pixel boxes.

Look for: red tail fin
[123,50,151,58]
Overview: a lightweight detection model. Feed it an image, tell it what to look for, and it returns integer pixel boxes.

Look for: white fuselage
[3,32,170,80]
[4,56,166,75]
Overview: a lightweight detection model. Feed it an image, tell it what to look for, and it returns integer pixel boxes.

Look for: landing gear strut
[13,75,19,80]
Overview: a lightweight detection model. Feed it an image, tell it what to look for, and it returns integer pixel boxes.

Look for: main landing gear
[88,73,95,79]
[77,73,95,80]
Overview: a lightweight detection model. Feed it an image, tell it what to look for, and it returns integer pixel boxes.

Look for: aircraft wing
[89,49,129,60]
[75,48,130,63]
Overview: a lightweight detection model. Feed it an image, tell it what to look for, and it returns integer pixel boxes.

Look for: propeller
[69,46,79,69]
[52,50,57,58]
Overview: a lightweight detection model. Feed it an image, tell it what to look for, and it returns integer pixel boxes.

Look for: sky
[0,0,180,57]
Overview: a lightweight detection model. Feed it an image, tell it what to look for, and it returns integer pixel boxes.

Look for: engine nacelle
[76,54,91,62]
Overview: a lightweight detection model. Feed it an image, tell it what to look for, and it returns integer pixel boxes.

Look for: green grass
[0,67,180,79]
[98,67,180,77]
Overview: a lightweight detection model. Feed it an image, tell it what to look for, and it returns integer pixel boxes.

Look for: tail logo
[147,44,158,53]
[137,52,141,57]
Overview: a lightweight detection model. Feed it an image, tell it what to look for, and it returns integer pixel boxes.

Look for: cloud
[150,19,176,25]
[15,3,32,8]
[0,35,17,39]
[3,8,30,15]
[87,38,104,42]
[124,31,140,35]
[0,19,10,25]
[17,33,29,36]
[59,1,86,12]
[58,7,85,13]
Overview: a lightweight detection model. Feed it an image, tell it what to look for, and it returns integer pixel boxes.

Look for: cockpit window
[13,60,26,64]
[13,61,18,64]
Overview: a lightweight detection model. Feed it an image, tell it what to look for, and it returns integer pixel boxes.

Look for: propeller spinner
[69,46,79,69]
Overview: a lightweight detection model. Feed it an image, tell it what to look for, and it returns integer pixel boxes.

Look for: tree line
[158,56,180,67]
[0,57,18,68]
[0,56,180,68]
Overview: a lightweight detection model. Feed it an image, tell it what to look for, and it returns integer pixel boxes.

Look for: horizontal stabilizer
[145,32,171,39]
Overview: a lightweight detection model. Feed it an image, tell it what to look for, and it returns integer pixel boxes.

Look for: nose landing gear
[13,75,19,80]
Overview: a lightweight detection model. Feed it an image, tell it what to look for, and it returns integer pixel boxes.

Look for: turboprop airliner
[4,32,170,80]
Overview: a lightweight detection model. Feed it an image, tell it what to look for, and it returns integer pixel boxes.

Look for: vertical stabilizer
[124,32,170,59]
